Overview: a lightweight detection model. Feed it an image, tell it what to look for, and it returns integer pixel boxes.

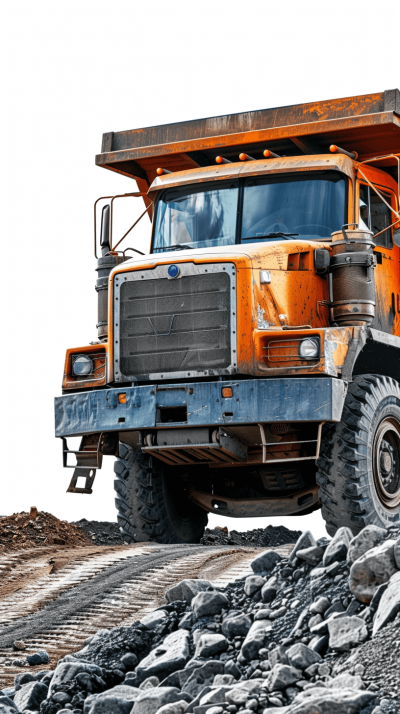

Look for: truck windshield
[152,172,346,252]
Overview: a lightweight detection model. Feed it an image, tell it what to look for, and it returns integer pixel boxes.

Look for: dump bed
[96,90,400,192]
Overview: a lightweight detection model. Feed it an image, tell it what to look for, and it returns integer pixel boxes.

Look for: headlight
[72,355,93,376]
[299,338,319,359]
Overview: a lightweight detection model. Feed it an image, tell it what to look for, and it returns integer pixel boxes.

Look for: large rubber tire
[316,374,400,536]
[114,443,208,544]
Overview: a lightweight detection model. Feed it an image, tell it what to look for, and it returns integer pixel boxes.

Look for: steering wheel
[294,224,332,236]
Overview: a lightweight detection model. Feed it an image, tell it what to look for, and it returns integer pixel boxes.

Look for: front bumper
[55,377,346,438]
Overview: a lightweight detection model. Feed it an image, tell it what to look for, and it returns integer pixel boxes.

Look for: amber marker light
[329,145,358,160]
[221,387,233,398]
[239,153,255,161]
[118,393,127,404]
[215,156,232,164]
[263,149,280,159]
[156,168,172,175]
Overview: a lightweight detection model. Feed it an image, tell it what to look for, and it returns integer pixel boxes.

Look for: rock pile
[72,519,125,546]
[1,524,399,713]
[0,510,90,552]
[200,526,302,548]
[69,522,302,548]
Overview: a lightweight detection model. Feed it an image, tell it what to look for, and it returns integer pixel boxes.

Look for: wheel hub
[373,418,400,508]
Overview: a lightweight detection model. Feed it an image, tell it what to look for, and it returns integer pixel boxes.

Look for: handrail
[94,192,147,258]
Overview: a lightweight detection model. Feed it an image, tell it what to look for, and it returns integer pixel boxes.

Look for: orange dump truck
[55,90,400,541]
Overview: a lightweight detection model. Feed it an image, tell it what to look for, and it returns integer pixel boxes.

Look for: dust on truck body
[55,89,400,542]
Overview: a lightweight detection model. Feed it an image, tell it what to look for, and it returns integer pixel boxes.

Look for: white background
[1,0,399,538]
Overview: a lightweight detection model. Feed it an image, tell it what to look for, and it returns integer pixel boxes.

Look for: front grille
[116,265,233,378]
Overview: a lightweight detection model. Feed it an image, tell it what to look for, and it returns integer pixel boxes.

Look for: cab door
[358,180,400,336]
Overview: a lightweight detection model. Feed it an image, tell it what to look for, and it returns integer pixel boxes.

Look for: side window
[359,183,393,248]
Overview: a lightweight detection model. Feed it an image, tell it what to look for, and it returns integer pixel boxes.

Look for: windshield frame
[150,170,349,253]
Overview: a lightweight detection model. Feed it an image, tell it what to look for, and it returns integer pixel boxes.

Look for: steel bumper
[55,377,346,438]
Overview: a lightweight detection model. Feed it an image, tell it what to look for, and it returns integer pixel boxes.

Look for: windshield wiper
[260,232,299,240]
[157,243,193,252]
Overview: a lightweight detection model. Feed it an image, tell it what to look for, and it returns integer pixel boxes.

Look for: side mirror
[100,204,110,255]
[394,227,400,247]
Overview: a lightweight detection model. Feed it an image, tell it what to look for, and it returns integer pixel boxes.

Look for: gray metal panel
[54,386,156,437]
[54,377,346,438]
[113,262,237,382]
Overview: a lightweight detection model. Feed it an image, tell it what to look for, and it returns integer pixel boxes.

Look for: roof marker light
[215,156,232,164]
[156,168,172,175]
[263,149,280,159]
[330,145,358,160]
[239,153,256,161]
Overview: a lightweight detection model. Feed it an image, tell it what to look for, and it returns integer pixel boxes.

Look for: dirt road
[0,542,293,686]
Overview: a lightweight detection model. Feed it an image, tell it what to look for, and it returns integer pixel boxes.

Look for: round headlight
[73,355,93,376]
[299,338,319,359]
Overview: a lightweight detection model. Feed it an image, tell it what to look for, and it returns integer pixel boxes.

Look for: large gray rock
[261,577,278,603]
[268,663,302,690]
[251,550,281,574]
[244,575,265,596]
[289,531,316,563]
[289,687,375,713]
[192,591,229,619]
[349,539,397,603]
[327,616,368,652]
[309,597,330,615]
[14,680,48,711]
[138,676,159,690]
[286,643,321,670]
[221,613,252,639]
[195,633,228,659]
[13,672,37,691]
[132,687,183,714]
[347,525,387,565]
[182,661,224,697]
[328,673,364,690]
[199,686,232,706]
[394,536,400,569]
[156,702,188,714]
[296,545,325,565]
[50,661,103,694]
[0,696,18,712]
[84,685,142,714]
[269,645,289,668]
[240,620,272,662]
[225,680,265,706]
[373,570,400,635]
[141,610,168,629]
[165,580,213,605]
[323,526,353,567]
[136,630,190,680]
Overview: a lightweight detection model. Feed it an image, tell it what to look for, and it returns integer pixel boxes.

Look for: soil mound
[0,508,90,551]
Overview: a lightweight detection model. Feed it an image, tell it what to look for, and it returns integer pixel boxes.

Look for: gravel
[71,521,303,549]
[72,519,125,546]
[200,525,302,548]
[2,524,400,713]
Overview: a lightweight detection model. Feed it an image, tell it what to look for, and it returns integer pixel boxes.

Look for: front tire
[114,444,208,544]
[316,374,400,536]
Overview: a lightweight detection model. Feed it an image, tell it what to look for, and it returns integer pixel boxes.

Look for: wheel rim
[373,417,400,508]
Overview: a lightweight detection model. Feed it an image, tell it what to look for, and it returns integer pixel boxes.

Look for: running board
[62,434,103,494]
